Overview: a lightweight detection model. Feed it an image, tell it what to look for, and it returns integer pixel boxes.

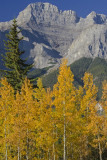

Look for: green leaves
[2,19,32,93]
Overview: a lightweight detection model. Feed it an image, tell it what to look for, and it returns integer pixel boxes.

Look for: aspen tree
[53,59,76,160]
[67,86,86,160]
[81,72,98,159]
[12,91,26,160]
[12,78,35,159]
[34,78,54,159]
[20,78,35,159]
[89,113,106,160]
[0,78,14,159]
[91,80,107,160]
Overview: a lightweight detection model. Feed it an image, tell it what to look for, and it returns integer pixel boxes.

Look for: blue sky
[0,0,107,22]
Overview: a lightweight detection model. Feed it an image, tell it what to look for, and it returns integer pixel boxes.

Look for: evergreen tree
[2,19,32,92]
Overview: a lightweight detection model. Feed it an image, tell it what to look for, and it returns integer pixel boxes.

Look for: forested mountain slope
[41,57,107,99]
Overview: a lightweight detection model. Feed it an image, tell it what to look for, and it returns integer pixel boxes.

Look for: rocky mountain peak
[17,2,79,26]
[0,2,107,69]
[86,11,107,24]
[30,2,59,12]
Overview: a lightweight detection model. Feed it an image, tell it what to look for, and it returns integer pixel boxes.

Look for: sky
[0,0,107,22]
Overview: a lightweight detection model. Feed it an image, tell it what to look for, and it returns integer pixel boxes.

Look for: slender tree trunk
[40,134,41,160]
[18,141,21,160]
[53,127,55,160]
[53,143,55,160]
[98,135,102,160]
[26,128,29,160]
[63,100,66,160]
[64,113,66,160]
[5,118,7,160]
[5,140,7,160]
[18,146,20,160]
[26,104,29,160]
[99,142,102,160]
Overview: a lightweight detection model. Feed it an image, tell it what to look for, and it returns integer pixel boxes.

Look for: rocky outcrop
[66,24,107,64]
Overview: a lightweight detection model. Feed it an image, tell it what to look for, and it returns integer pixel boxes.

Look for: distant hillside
[1,57,106,99]
[87,57,107,98]
[42,57,107,99]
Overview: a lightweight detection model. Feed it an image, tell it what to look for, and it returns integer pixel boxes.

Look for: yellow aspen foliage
[34,78,54,159]
[0,61,106,160]
[12,78,36,159]
[79,73,98,157]
[89,113,106,160]
[68,72,97,159]
[12,91,25,159]
[101,80,107,108]
[0,78,14,159]
[92,80,107,160]
[52,59,77,160]
[81,73,106,160]
[81,72,98,124]
[67,86,87,160]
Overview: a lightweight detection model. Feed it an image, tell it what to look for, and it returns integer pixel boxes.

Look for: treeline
[42,57,107,100]
[0,59,107,160]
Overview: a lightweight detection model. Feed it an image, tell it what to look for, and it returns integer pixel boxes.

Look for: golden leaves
[0,59,106,159]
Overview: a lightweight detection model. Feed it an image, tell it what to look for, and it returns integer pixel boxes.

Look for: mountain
[0,2,107,70]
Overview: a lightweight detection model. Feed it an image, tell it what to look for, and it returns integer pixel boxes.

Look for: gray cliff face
[17,3,79,26]
[66,25,107,64]
[0,2,107,69]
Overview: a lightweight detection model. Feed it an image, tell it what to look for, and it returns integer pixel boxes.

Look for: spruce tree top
[3,19,32,93]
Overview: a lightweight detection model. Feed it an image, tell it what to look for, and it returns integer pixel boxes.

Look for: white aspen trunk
[5,140,7,160]
[86,106,89,157]
[63,113,66,160]
[40,134,41,160]
[55,126,58,159]
[63,100,66,160]
[4,99,8,160]
[18,117,21,160]
[26,103,29,160]
[99,142,102,160]
[53,143,55,160]
[18,146,20,160]
[53,127,55,160]
[5,118,7,160]
[26,128,29,160]
[98,134,102,160]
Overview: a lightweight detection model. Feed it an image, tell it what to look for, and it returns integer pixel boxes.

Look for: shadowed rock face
[0,2,107,69]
